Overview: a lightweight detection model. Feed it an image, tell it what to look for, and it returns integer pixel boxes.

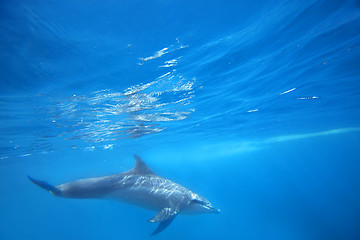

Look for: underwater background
[1,0,360,239]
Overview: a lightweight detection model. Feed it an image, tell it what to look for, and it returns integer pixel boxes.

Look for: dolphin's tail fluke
[28,176,61,196]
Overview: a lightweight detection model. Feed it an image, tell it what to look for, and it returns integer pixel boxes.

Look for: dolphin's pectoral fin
[148,208,178,235]
[147,207,178,223]
[151,215,176,236]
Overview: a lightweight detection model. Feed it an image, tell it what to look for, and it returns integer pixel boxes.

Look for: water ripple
[0,69,196,159]
[46,71,196,142]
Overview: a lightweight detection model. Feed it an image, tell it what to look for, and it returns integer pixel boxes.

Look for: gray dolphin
[28,154,220,235]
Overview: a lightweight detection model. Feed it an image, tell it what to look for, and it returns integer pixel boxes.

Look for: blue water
[1,0,360,239]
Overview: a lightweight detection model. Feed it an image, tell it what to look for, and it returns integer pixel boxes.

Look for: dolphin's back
[57,173,193,209]
[57,174,122,199]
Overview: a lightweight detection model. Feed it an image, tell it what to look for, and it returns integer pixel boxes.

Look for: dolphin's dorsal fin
[130,154,155,175]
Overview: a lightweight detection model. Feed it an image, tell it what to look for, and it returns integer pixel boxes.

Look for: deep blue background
[1,0,360,239]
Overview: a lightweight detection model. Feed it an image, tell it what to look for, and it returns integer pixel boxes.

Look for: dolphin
[28,154,220,235]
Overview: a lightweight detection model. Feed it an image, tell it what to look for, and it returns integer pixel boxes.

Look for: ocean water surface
[1,0,360,239]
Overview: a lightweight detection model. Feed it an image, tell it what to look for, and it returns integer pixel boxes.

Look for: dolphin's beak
[211,207,221,214]
[204,205,220,214]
